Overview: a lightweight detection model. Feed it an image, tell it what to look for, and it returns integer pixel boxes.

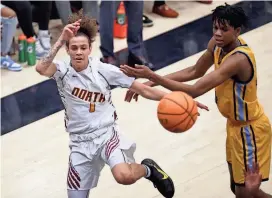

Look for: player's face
[213,20,240,48]
[67,36,91,72]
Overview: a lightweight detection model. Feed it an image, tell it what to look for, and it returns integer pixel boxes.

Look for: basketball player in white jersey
[35,10,175,198]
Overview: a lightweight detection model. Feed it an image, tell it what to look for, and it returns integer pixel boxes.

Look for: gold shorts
[226,114,272,185]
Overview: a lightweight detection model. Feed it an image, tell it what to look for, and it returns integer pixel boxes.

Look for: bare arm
[36,21,81,77]
[148,53,244,98]
[146,38,216,87]
[35,38,66,77]
[129,81,167,101]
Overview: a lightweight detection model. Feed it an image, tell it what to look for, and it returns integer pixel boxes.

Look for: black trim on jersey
[59,68,69,87]
[230,51,254,84]
[97,71,129,90]
[233,81,237,120]
[50,69,61,80]
[250,125,258,163]
[240,127,247,171]
[235,178,269,186]
[238,38,248,47]
[98,72,119,120]
[61,68,69,81]
[98,71,115,90]
[242,85,249,121]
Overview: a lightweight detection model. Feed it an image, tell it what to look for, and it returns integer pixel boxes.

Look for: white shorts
[67,125,136,190]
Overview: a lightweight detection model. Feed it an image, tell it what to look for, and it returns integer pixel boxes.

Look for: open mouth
[215,38,224,43]
[75,57,83,61]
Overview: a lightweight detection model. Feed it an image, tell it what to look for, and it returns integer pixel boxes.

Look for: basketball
[157,91,198,133]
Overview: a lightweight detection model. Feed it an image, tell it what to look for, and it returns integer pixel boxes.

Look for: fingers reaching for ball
[196,101,209,111]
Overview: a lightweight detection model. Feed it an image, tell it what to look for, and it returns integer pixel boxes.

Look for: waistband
[69,124,116,142]
[227,113,264,126]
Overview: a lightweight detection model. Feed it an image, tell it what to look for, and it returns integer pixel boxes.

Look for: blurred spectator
[142,0,178,28]
[99,1,153,69]
[1,4,22,71]
[1,1,52,59]
[143,15,154,27]
[55,1,99,25]
[152,0,179,18]
[142,0,213,27]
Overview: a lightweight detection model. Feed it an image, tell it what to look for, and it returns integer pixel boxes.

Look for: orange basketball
[157,91,198,133]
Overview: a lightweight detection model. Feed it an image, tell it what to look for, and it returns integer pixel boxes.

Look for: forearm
[145,66,197,87]
[149,72,199,98]
[135,86,167,101]
[36,37,66,73]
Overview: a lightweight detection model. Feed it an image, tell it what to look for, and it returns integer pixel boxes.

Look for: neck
[222,38,240,53]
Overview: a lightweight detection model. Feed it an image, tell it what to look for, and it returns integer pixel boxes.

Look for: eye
[71,46,77,51]
[222,27,228,32]
[213,25,218,31]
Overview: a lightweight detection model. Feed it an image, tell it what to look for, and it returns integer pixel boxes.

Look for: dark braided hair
[67,9,97,47]
[212,3,249,29]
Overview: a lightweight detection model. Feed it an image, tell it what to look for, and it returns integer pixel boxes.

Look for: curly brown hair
[67,9,98,46]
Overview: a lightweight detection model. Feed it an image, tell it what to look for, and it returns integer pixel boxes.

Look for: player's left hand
[245,162,262,196]
[120,64,153,79]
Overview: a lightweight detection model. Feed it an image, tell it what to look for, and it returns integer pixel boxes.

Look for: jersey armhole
[231,51,255,84]
[97,71,116,90]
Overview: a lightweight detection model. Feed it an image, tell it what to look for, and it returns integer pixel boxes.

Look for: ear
[235,27,241,37]
[88,45,92,54]
[66,45,70,55]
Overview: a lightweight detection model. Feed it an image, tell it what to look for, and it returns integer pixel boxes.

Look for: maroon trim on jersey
[105,129,120,159]
[67,161,81,190]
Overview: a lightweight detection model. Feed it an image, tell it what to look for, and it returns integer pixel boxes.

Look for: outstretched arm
[128,80,209,111]
[36,20,81,77]
[129,81,167,101]
[148,54,241,98]
[123,53,244,99]
[142,38,216,87]
[122,38,216,102]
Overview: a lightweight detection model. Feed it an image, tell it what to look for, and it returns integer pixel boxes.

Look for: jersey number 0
[89,103,95,112]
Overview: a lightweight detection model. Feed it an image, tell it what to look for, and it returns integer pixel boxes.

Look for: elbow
[194,69,205,79]
[35,62,45,75]
[190,85,202,99]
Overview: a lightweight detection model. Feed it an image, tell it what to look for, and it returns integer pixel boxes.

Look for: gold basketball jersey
[213,37,263,122]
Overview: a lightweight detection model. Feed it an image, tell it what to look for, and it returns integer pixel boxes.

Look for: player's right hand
[60,20,81,41]
[125,80,155,102]
[245,162,262,196]
[125,90,139,102]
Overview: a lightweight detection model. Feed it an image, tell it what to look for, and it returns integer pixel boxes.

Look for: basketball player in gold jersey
[120,3,272,198]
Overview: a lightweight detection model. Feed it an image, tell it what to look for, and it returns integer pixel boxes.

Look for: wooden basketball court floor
[1,1,272,198]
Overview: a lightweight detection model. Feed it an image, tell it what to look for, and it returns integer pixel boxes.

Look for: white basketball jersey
[52,57,134,136]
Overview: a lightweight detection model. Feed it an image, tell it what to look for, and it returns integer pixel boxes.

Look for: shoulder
[207,37,217,53]
[230,51,251,64]
[223,52,249,71]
